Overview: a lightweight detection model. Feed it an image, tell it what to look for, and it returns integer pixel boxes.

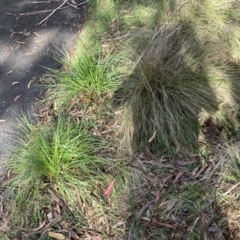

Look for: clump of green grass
[6,116,110,207]
[53,47,123,107]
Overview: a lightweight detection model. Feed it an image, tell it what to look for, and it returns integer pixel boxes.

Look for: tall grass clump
[113,0,240,154]
[114,23,219,154]
[6,116,110,207]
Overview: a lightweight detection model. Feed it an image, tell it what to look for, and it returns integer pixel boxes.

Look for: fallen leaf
[148,131,156,142]
[7,169,12,178]
[207,226,220,232]
[194,165,208,178]
[173,171,184,183]
[135,200,154,221]
[49,232,70,240]
[14,94,22,101]
[12,81,20,86]
[27,78,36,89]
[155,191,161,203]
[177,160,196,166]
[103,179,115,196]
[7,70,13,75]
[152,219,176,229]
[114,221,125,227]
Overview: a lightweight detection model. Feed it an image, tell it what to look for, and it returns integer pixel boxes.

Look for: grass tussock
[113,0,240,154]
[53,48,123,106]
[7,116,110,207]
[114,23,218,154]
[3,115,128,239]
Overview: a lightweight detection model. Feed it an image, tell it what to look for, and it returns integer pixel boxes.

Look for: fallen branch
[37,0,69,25]
[36,0,89,25]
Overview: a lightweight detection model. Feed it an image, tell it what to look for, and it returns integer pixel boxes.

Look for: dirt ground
[0,0,87,161]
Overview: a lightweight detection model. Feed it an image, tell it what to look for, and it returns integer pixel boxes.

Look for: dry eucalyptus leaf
[207,226,220,232]
[12,81,20,86]
[176,160,196,166]
[135,200,154,221]
[27,78,36,89]
[14,94,22,102]
[49,232,70,240]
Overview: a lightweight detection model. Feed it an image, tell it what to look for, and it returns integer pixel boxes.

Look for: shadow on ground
[0,0,87,161]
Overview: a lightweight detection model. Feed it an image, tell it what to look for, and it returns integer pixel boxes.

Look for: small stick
[28,1,49,3]
[76,0,89,6]
[66,1,79,9]
[37,0,68,25]
[6,12,18,18]
[223,181,240,196]
[19,8,67,17]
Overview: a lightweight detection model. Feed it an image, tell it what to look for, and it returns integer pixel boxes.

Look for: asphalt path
[0,0,87,161]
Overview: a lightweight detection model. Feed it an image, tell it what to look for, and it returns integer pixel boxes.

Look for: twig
[19,8,67,17]
[223,181,240,196]
[77,0,89,6]
[66,1,79,9]
[37,0,69,25]
[28,1,49,3]
[35,0,89,25]
[6,12,18,18]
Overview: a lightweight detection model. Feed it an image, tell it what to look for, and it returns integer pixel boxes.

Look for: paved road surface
[0,0,87,161]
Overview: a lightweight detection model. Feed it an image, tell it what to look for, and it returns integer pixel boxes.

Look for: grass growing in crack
[6,116,110,207]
